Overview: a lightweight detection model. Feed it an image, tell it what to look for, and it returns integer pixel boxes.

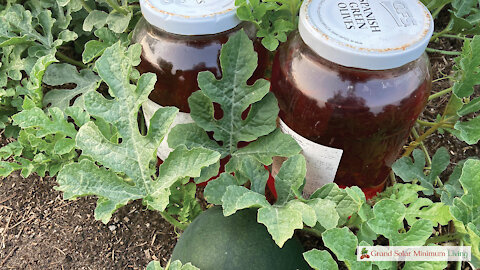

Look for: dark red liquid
[270,34,432,195]
[133,19,269,113]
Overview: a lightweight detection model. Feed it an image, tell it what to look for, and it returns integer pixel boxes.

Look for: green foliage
[374,184,452,227]
[82,27,130,64]
[169,30,300,188]
[0,1,80,119]
[368,200,433,246]
[425,0,480,35]
[55,43,220,224]
[311,183,365,226]
[431,36,480,145]
[0,104,87,177]
[43,63,100,110]
[206,155,362,248]
[82,1,136,34]
[402,261,448,270]
[450,159,480,268]
[0,0,86,175]
[323,227,372,270]
[146,260,199,270]
[327,183,456,270]
[167,182,203,224]
[452,36,480,99]
[235,0,300,51]
[421,0,452,10]
[439,161,465,205]
[303,249,338,270]
[452,0,478,18]
[188,31,276,154]
[392,148,449,195]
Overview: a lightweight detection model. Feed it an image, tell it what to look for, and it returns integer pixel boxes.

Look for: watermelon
[171,206,309,270]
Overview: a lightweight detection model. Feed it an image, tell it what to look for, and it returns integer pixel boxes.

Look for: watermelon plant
[0,0,479,269]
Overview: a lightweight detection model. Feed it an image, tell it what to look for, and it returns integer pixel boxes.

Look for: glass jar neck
[143,18,251,39]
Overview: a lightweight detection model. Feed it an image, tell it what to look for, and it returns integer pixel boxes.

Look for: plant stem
[429,87,453,101]
[416,120,437,127]
[80,0,93,13]
[160,211,188,230]
[432,76,452,83]
[430,27,448,42]
[426,48,461,56]
[416,119,454,129]
[390,170,397,185]
[403,121,448,157]
[425,233,462,244]
[55,52,87,68]
[106,0,129,15]
[412,128,445,188]
[456,240,464,270]
[412,128,432,165]
[439,33,471,41]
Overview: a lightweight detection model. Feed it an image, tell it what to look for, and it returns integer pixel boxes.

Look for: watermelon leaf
[452,36,480,99]
[303,249,338,270]
[43,63,100,110]
[367,200,433,246]
[323,227,372,270]
[450,159,480,268]
[209,155,342,248]
[55,43,220,224]
[392,148,450,195]
[168,30,300,168]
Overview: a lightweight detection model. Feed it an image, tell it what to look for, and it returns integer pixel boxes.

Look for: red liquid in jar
[133,20,269,114]
[133,19,272,189]
[270,34,432,196]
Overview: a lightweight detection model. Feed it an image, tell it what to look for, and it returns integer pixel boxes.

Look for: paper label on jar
[142,99,194,160]
[279,120,343,197]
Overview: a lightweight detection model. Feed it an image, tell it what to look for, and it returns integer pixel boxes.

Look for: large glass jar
[133,0,268,160]
[271,0,434,198]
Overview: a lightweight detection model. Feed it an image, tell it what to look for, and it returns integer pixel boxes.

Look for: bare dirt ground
[0,172,177,269]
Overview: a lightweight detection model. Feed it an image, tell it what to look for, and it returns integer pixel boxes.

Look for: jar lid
[299,0,434,70]
[140,0,241,35]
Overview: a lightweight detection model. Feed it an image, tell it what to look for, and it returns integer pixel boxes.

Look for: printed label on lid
[313,0,428,50]
[299,0,434,70]
[143,99,194,161]
[277,120,343,197]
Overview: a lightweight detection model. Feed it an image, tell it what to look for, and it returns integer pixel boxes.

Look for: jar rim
[140,0,241,35]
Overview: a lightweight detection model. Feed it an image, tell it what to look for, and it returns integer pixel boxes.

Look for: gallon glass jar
[132,0,268,160]
[271,0,434,198]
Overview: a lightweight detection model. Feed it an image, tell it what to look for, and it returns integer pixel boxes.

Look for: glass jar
[271,0,434,198]
[133,0,268,160]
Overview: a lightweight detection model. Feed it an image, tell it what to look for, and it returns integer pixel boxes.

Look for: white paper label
[279,120,343,197]
[142,99,194,160]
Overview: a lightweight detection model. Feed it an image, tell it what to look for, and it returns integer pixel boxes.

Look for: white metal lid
[140,0,241,35]
[299,0,434,70]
